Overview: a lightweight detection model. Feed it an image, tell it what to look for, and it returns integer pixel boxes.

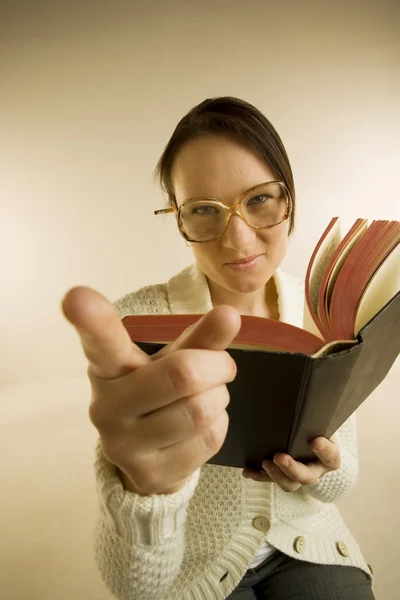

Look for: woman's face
[171,134,289,296]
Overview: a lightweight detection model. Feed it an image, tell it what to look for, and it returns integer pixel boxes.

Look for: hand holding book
[243,435,341,490]
[62,286,243,495]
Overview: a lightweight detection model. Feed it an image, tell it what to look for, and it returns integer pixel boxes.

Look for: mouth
[224,254,265,271]
[225,254,264,265]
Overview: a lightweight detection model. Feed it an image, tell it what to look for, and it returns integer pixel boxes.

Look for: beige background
[1,1,399,599]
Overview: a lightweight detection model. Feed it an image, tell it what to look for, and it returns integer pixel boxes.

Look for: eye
[247,194,272,206]
[191,204,219,216]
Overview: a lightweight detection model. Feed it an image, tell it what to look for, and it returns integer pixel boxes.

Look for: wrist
[117,468,184,496]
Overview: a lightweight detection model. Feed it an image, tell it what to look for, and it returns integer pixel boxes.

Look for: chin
[222,270,273,294]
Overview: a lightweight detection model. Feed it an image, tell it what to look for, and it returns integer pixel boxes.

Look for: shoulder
[113,263,211,319]
[112,281,170,318]
[111,264,199,319]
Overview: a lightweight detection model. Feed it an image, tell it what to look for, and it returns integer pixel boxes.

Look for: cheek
[191,241,220,269]
[259,225,289,258]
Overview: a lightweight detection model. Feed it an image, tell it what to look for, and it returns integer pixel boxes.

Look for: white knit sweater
[93,264,372,600]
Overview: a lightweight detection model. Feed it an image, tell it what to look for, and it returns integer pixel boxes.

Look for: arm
[88,282,237,598]
[93,284,200,599]
[94,440,201,600]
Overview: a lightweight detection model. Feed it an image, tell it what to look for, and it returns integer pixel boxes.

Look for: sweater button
[293,536,305,553]
[336,541,350,557]
[252,517,270,532]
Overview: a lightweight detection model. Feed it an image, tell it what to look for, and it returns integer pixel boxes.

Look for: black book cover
[135,291,400,470]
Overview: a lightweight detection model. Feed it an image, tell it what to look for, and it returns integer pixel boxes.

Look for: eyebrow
[182,181,274,203]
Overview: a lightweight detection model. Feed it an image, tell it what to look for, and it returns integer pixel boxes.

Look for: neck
[207,275,279,320]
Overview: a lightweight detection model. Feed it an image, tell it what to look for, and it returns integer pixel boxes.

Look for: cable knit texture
[93,264,371,600]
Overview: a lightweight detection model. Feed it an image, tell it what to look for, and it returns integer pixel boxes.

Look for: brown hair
[154,96,296,234]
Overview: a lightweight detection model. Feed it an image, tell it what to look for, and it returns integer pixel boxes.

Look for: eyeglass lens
[179,182,288,242]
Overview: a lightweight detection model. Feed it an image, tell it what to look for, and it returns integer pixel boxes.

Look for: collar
[167,263,302,325]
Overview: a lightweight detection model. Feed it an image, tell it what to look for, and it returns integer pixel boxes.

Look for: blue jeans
[226,551,374,599]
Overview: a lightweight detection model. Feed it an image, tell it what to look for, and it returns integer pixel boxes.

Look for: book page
[304,301,327,338]
[312,339,356,358]
[325,221,369,321]
[308,220,341,315]
[304,219,341,336]
[329,221,400,340]
[354,242,400,334]
[122,313,325,355]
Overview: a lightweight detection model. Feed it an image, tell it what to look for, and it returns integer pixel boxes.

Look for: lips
[225,254,263,265]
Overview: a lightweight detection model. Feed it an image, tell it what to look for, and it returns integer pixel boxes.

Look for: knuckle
[88,400,108,430]
[222,385,230,406]
[325,454,339,469]
[224,353,237,381]
[186,396,211,431]
[87,364,94,381]
[187,386,228,432]
[204,410,229,453]
[87,364,104,385]
[300,474,316,486]
[167,353,201,396]
[203,426,220,452]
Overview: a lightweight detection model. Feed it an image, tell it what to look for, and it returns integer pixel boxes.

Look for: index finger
[154,305,242,358]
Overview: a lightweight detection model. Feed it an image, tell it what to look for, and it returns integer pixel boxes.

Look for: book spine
[286,358,313,460]
[287,344,363,462]
[329,290,400,435]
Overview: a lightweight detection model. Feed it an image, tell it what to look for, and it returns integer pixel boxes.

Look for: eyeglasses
[154,181,292,243]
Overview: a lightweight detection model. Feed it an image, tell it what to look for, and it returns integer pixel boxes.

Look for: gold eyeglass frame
[154,180,292,243]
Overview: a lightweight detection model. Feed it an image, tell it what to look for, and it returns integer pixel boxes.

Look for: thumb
[155,305,241,357]
[61,286,150,379]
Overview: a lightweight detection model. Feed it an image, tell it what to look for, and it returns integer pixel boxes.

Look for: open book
[123,218,399,358]
[122,219,400,469]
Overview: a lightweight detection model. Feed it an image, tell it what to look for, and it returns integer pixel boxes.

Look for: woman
[62,97,375,599]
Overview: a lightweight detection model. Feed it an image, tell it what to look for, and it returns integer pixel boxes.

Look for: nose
[220,214,256,251]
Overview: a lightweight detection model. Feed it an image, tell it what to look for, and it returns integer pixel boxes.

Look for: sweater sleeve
[302,413,359,503]
[94,442,201,600]
[92,283,201,600]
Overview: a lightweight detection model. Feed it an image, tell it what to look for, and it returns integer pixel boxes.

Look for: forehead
[171,134,275,204]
